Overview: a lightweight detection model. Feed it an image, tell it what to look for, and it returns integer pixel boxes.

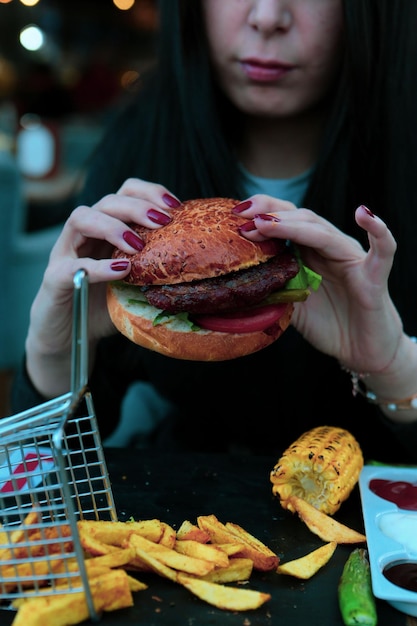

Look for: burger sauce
[369,479,417,510]
[378,512,417,554]
[383,561,417,593]
[369,478,417,592]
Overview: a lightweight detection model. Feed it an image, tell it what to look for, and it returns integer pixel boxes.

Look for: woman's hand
[25,178,180,398]
[234,195,411,384]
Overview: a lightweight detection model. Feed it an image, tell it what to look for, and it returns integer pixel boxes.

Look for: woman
[11,0,417,461]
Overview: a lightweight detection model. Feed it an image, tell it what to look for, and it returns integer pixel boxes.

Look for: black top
[9,80,417,464]
[11,324,417,463]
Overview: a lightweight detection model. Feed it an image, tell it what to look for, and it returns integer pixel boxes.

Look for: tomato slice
[192,304,289,334]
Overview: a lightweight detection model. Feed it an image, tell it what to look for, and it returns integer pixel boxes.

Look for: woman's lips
[240,59,293,83]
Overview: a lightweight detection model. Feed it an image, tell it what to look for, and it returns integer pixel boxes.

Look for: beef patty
[141,252,299,314]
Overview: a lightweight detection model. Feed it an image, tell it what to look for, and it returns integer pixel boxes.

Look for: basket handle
[71,268,89,399]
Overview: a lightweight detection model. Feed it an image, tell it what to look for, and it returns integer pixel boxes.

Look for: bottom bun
[107,282,294,361]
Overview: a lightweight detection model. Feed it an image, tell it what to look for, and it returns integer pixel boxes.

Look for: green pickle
[263,288,311,303]
[338,548,378,626]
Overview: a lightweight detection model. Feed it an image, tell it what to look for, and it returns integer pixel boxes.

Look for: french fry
[197,515,279,571]
[52,558,148,593]
[13,525,73,559]
[200,557,253,583]
[77,519,164,545]
[84,547,136,569]
[72,564,114,581]
[1,558,64,593]
[78,529,119,556]
[224,522,280,571]
[126,542,178,582]
[128,533,215,576]
[288,496,366,544]
[176,520,211,543]
[0,523,8,545]
[197,514,240,545]
[276,541,337,579]
[174,539,230,568]
[11,569,133,626]
[9,511,40,544]
[4,512,296,623]
[177,573,271,611]
[0,511,41,563]
[158,522,177,548]
[214,542,246,556]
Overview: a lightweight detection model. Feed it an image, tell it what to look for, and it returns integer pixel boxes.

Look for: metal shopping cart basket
[0,269,117,621]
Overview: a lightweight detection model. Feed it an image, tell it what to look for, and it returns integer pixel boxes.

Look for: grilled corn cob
[270,426,364,515]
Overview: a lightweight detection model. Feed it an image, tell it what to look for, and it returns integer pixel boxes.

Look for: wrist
[341,335,417,423]
[25,348,72,399]
[25,333,97,400]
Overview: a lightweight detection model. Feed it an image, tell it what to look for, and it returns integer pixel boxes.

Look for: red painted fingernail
[123,230,144,251]
[111,260,130,271]
[238,220,257,233]
[147,208,172,225]
[162,193,181,208]
[254,213,280,223]
[361,205,375,218]
[233,200,253,213]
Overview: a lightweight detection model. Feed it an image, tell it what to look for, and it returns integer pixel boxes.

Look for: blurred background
[0,0,158,416]
[0,0,158,132]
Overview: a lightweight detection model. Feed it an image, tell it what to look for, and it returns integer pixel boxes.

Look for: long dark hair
[81,0,417,330]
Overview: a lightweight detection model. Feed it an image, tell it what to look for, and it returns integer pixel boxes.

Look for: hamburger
[107,197,318,361]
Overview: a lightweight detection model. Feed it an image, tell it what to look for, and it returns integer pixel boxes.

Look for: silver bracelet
[342,337,417,412]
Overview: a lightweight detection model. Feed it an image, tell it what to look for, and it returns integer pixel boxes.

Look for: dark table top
[2,448,416,626]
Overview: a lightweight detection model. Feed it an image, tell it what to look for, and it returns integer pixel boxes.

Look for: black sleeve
[376,408,417,463]
[86,335,146,440]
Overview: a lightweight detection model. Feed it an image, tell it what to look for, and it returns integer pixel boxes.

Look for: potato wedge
[11,569,133,626]
[177,573,271,611]
[197,514,237,545]
[224,522,279,571]
[77,519,164,546]
[214,542,246,556]
[126,542,178,582]
[78,529,118,556]
[197,514,279,571]
[12,525,73,559]
[0,511,41,562]
[276,541,337,579]
[4,513,278,623]
[1,558,64,593]
[84,547,136,569]
[288,496,366,544]
[158,522,177,548]
[174,539,229,568]
[10,511,40,543]
[52,559,148,593]
[176,520,211,543]
[200,557,253,583]
[128,533,215,576]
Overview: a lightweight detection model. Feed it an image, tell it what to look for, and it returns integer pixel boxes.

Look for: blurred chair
[0,148,62,375]
[60,119,103,171]
[103,381,172,448]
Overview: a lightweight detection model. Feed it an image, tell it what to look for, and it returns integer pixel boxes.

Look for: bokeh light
[113,0,135,10]
[19,0,40,6]
[19,25,44,52]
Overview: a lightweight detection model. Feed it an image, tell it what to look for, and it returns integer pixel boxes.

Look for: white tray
[359,465,417,617]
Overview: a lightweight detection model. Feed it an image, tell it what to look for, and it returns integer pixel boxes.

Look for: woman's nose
[247,0,293,34]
